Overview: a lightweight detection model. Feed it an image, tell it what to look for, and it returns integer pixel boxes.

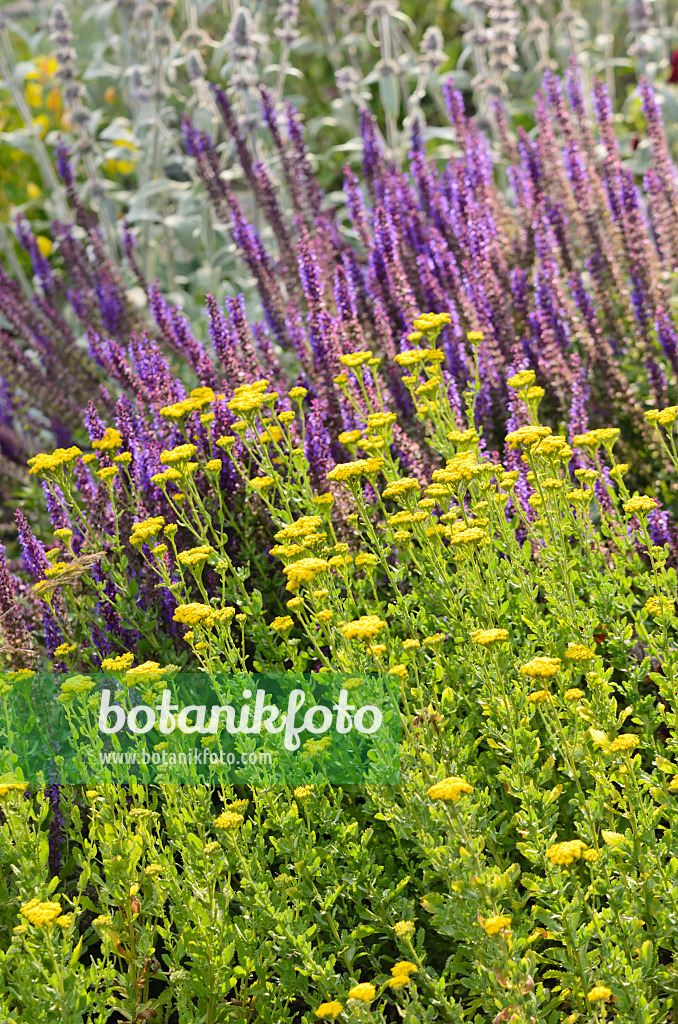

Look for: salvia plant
[2,66,678,505]
[1,315,678,1020]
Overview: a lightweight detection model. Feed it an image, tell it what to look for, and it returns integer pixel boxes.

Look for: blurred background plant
[2,0,678,313]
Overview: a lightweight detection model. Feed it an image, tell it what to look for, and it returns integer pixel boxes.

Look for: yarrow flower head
[177,546,212,568]
[507,370,536,389]
[565,644,595,661]
[394,920,415,937]
[28,446,82,476]
[340,616,386,641]
[391,961,418,976]
[587,986,613,1003]
[92,427,123,451]
[20,899,63,927]
[471,628,509,646]
[520,657,561,678]
[160,444,198,465]
[214,811,244,830]
[347,983,375,1003]
[427,776,473,802]
[624,495,658,516]
[546,840,589,866]
[482,915,511,935]
[100,655,133,671]
[314,1001,343,1018]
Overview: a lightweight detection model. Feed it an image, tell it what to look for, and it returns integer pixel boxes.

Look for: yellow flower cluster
[177,546,212,567]
[526,690,550,705]
[565,644,595,660]
[482,915,511,935]
[0,782,28,798]
[124,661,174,685]
[339,351,372,368]
[173,603,214,626]
[271,616,294,632]
[471,629,509,646]
[394,348,438,367]
[28,446,82,476]
[587,986,612,1003]
[101,652,135,672]
[520,657,561,678]
[275,517,324,541]
[51,638,75,655]
[326,458,384,483]
[20,899,63,927]
[160,444,198,465]
[546,840,597,865]
[347,983,375,1002]
[392,961,417,977]
[282,558,330,590]
[645,596,673,617]
[573,428,620,449]
[623,495,658,515]
[340,616,386,641]
[314,1002,343,1019]
[382,478,421,499]
[645,405,677,426]
[130,516,165,546]
[227,379,274,416]
[160,387,217,419]
[427,776,473,802]
[607,734,638,754]
[249,475,275,492]
[506,426,552,449]
[214,811,244,830]
[411,311,451,332]
[92,427,123,451]
[507,370,536,389]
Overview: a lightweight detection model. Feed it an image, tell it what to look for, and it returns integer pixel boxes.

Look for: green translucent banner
[0,669,400,784]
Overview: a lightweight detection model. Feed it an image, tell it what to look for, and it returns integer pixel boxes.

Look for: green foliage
[2,322,678,1019]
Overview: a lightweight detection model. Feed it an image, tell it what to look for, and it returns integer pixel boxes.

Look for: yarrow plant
[0,311,677,1018]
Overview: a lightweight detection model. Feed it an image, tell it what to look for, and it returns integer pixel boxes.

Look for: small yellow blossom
[507,370,536,389]
[587,986,612,1003]
[471,628,508,646]
[391,961,418,976]
[173,604,214,626]
[214,812,244,830]
[271,616,294,633]
[340,616,386,641]
[624,495,658,516]
[483,915,511,936]
[564,688,584,701]
[427,777,473,802]
[394,920,415,937]
[520,656,561,678]
[565,644,595,661]
[92,428,122,452]
[314,1002,343,1019]
[388,975,411,990]
[347,983,375,1003]
[607,734,639,754]
[100,653,134,672]
[546,840,588,866]
[177,546,212,568]
[20,899,63,928]
[527,690,550,704]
